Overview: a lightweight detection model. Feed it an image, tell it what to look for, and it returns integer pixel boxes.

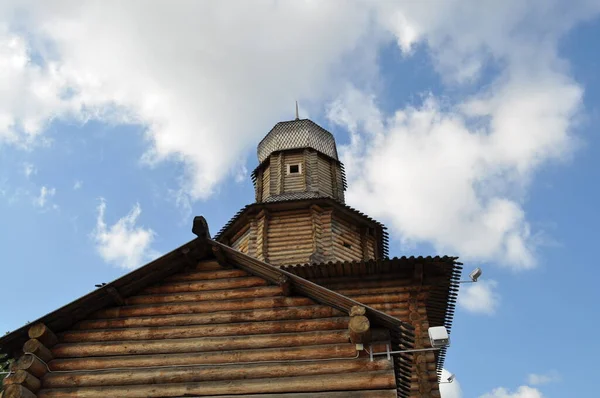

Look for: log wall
[255,149,345,203]
[33,259,397,398]
[262,165,270,201]
[230,225,251,255]
[293,272,440,398]
[283,152,306,193]
[317,155,334,197]
[267,209,314,266]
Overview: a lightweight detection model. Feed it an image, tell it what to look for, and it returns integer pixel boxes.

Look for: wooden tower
[217,117,388,266]
[0,114,461,398]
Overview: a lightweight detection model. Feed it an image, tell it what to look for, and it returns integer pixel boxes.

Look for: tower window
[287,164,302,174]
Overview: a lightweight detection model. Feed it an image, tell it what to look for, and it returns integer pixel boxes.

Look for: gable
[1,217,416,398]
[32,259,397,397]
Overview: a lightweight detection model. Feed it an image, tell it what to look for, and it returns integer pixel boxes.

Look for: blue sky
[1,2,600,397]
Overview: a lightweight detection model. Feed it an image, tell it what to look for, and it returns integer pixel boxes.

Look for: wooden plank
[52,330,350,358]
[141,276,268,294]
[37,371,396,398]
[125,285,283,305]
[90,296,315,319]
[60,317,349,342]
[75,306,341,330]
[2,370,41,392]
[50,344,358,371]
[28,324,58,348]
[166,269,249,282]
[183,392,398,398]
[42,358,392,388]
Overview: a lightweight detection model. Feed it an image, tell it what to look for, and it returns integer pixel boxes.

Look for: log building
[0,115,461,398]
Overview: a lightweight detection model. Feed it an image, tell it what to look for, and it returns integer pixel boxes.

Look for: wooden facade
[284,258,461,398]
[218,199,382,267]
[0,229,423,398]
[0,117,462,398]
[254,150,345,203]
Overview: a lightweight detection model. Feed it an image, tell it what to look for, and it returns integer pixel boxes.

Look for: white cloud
[73,180,82,190]
[23,162,37,178]
[33,185,55,208]
[458,280,500,315]
[0,0,597,269]
[0,1,383,199]
[527,371,561,385]
[92,199,157,269]
[440,369,462,398]
[480,386,544,398]
[326,0,597,269]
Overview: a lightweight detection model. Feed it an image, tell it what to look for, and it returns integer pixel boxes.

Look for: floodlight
[440,373,455,384]
[428,326,450,348]
[469,267,482,282]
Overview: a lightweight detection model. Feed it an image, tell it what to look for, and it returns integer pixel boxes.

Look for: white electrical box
[428,326,450,348]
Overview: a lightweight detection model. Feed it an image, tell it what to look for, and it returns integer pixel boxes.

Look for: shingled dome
[257,119,339,164]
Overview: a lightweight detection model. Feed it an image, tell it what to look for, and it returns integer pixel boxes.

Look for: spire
[295,101,299,120]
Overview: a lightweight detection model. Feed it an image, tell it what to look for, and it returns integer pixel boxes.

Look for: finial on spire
[295,101,299,120]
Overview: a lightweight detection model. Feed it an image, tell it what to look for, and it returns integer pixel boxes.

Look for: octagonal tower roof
[257,119,339,164]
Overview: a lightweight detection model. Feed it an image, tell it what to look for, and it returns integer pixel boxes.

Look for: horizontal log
[324,278,415,290]
[141,276,268,294]
[168,391,398,398]
[23,339,53,363]
[60,317,349,342]
[267,237,314,246]
[50,344,358,371]
[125,285,283,305]
[3,385,36,398]
[37,371,395,398]
[92,296,315,318]
[268,242,314,249]
[13,355,47,379]
[348,316,370,344]
[195,260,228,271]
[166,269,249,282]
[312,274,418,286]
[3,370,41,392]
[348,293,411,305]
[75,305,343,330]
[52,330,350,358]
[28,324,58,348]
[335,285,426,296]
[43,358,392,388]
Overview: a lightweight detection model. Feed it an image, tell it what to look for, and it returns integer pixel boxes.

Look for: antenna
[295,101,299,120]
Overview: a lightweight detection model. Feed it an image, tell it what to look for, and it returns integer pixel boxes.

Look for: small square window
[287,164,301,174]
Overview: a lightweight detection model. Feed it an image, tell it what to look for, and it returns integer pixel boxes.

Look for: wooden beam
[42,359,393,388]
[75,305,343,329]
[52,330,350,358]
[35,371,396,398]
[348,316,371,344]
[349,305,366,317]
[106,287,125,306]
[50,344,359,371]
[13,354,47,379]
[3,370,41,393]
[60,317,348,343]
[212,245,228,266]
[28,324,58,348]
[23,339,53,363]
[3,385,37,398]
[277,275,292,296]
